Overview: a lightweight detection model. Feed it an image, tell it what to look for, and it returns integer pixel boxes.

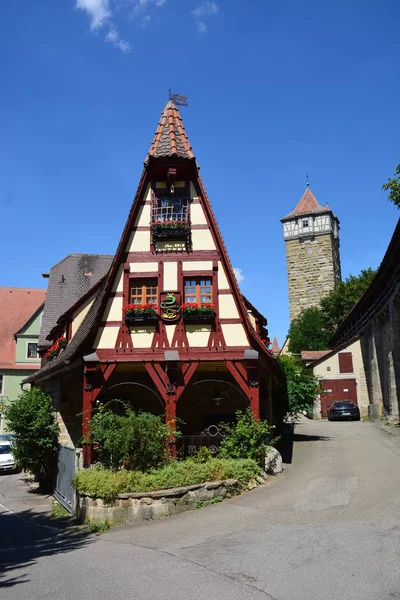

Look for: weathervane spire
[168,88,188,107]
[306,173,310,188]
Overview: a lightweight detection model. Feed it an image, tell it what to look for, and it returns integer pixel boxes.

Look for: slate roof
[0,288,46,369]
[281,188,334,221]
[38,254,113,350]
[145,101,195,163]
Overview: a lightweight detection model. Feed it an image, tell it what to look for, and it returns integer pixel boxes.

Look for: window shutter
[338,352,353,373]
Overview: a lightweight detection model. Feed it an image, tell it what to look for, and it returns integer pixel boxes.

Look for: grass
[195,496,223,509]
[51,499,71,519]
[73,458,260,503]
[86,519,110,534]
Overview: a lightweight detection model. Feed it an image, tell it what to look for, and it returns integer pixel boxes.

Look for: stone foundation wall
[76,479,242,527]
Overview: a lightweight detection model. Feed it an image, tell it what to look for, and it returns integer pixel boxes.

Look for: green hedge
[73,458,259,503]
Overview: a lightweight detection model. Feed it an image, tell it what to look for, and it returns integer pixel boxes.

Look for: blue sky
[1,0,399,346]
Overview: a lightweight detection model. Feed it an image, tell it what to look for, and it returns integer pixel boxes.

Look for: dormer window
[302,219,309,228]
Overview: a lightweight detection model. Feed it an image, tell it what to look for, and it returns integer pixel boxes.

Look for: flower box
[152,221,188,240]
[181,303,215,324]
[123,304,158,325]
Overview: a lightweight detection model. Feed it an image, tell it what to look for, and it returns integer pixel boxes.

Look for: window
[129,279,158,306]
[338,352,353,373]
[302,219,309,227]
[0,375,3,395]
[155,196,188,222]
[27,343,38,359]
[327,366,331,371]
[184,279,212,304]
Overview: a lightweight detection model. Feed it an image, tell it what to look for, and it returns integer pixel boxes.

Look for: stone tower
[281,187,341,322]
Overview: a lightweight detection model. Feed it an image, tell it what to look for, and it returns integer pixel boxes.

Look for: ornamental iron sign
[160,292,181,323]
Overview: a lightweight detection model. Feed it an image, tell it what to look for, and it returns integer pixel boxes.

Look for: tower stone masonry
[281,188,341,322]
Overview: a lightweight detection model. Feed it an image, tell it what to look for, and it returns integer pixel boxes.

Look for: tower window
[302,219,309,227]
[154,195,188,223]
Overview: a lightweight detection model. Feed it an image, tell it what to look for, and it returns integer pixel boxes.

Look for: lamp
[170,183,175,194]
[212,390,224,407]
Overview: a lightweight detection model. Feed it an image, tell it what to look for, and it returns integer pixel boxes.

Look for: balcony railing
[151,198,190,244]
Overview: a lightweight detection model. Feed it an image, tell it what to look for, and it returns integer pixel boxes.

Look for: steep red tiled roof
[271,336,280,355]
[301,350,330,363]
[145,101,195,162]
[0,288,46,369]
[281,188,333,221]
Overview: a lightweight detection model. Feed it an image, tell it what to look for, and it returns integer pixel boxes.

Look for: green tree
[382,160,400,209]
[86,403,173,471]
[5,388,59,491]
[279,355,320,417]
[319,268,377,334]
[288,308,331,354]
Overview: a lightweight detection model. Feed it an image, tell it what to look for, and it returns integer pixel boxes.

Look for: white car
[0,440,16,473]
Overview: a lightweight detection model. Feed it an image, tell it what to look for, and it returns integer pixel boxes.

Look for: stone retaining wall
[76,479,241,527]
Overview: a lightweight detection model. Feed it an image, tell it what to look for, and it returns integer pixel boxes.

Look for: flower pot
[152,228,188,240]
[125,313,158,325]
[183,311,215,324]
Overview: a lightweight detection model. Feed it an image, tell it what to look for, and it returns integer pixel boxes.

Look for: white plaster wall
[134,203,151,227]
[221,323,249,347]
[182,261,212,272]
[217,262,230,290]
[130,328,155,348]
[103,297,123,322]
[164,262,178,290]
[219,294,240,319]
[248,312,256,329]
[185,326,211,347]
[129,262,158,273]
[165,325,176,346]
[72,297,94,337]
[127,229,150,252]
[190,204,207,225]
[111,266,124,293]
[191,229,216,251]
[94,327,119,349]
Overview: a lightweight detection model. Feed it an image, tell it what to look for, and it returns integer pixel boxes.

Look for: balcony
[151,199,190,243]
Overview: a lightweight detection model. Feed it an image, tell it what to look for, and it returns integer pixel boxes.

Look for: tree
[382,160,400,209]
[5,388,59,491]
[319,268,377,334]
[288,308,331,354]
[279,355,321,417]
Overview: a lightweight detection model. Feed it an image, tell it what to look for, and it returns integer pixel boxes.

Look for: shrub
[192,446,213,463]
[218,408,271,464]
[86,403,173,471]
[5,388,59,491]
[73,457,260,503]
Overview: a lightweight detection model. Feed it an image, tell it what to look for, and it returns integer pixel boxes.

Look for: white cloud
[76,0,111,30]
[192,1,218,18]
[233,268,244,283]
[141,14,151,27]
[76,0,131,51]
[192,2,218,33]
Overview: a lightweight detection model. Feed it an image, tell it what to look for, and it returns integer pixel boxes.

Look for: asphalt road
[1,419,400,600]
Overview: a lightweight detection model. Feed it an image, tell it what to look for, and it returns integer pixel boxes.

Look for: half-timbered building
[26,101,286,463]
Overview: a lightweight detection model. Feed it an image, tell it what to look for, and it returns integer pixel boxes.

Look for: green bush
[192,446,213,463]
[5,388,59,491]
[73,458,260,503]
[86,403,173,471]
[218,408,271,464]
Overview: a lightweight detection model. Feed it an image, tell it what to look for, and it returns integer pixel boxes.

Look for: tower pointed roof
[281,188,334,221]
[145,101,195,163]
[271,336,280,356]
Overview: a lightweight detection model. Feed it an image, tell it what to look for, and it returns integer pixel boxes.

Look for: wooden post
[82,385,93,467]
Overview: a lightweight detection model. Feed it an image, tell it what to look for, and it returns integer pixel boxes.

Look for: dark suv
[327,401,360,421]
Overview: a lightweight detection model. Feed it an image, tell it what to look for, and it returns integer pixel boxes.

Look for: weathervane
[306,173,310,188]
[169,88,188,107]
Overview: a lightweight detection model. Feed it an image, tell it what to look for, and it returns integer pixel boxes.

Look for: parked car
[0,440,16,473]
[327,401,360,421]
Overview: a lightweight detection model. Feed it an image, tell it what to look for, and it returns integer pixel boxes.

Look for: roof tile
[146,101,195,162]
[281,188,334,221]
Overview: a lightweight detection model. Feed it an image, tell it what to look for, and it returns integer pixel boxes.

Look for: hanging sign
[160,292,181,323]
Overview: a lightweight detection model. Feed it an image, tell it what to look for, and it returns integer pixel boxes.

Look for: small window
[0,375,3,395]
[129,279,158,306]
[302,219,309,227]
[184,279,212,304]
[155,196,188,222]
[327,366,331,371]
[27,343,38,359]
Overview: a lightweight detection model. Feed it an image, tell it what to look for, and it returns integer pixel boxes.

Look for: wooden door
[320,379,358,418]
